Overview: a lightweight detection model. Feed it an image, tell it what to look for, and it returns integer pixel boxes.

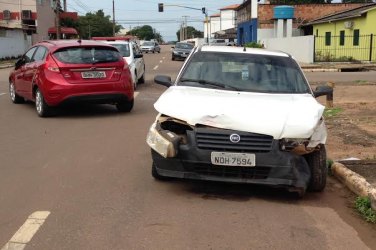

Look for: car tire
[138,69,145,84]
[116,99,134,112]
[152,162,171,181]
[172,55,175,61]
[133,71,138,90]
[305,145,327,192]
[35,88,52,117]
[158,50,161,53]
[9,81,24,104]
[152,50,155,53]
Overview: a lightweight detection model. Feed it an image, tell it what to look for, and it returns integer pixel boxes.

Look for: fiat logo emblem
[229,134,241,143]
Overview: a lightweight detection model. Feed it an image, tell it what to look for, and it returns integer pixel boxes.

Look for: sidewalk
[299,62,376,72]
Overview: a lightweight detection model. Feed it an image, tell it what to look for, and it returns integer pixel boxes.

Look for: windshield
[179,51,310,94]
[175,43,194,49]
[109,43,130,57]
[142,41,154,46]
[54,47,120,64]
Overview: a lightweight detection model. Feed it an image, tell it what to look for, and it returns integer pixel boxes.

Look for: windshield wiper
[180,78,241,91]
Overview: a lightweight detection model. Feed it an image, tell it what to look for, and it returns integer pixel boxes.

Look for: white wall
[210,17,221,38]
[260,35,314,63]
[0,29,30,59]
[220,10,236,31]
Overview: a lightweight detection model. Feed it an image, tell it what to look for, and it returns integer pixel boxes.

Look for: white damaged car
[146,45,333,196]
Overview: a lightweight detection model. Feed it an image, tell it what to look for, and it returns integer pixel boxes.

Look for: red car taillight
[45,57,60,73]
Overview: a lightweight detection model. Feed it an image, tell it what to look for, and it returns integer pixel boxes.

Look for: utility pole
[112,0,115,36]
[54,0,61,39]
[182,16,189,41]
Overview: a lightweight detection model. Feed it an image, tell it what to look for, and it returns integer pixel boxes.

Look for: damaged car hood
[154,86,326,139]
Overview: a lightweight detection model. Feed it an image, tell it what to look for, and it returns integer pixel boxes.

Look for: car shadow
[165,179,306,203]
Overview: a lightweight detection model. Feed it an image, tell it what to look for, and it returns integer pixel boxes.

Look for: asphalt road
[0,46,375,249]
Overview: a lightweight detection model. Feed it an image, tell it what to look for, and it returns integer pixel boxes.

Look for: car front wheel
[305,145,327,192]
[9,81,24,104]
[35,88,52,117]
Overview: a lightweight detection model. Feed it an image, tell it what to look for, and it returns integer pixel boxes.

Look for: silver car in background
[140,41,161,53]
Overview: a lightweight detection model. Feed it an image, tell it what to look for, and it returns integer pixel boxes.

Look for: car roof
[200,45,290,58]
[101,40,131,45]
[36,40,118,52]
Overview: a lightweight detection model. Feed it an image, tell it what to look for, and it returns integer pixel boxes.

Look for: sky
[67,0,242,41]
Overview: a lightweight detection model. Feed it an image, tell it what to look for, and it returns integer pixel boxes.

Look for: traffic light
[202,7,206,14]
[158,3,163,12]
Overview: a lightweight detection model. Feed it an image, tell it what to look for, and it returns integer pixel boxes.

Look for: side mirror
[134,53,143,59]
[15,58,25,69]
[154,75,172,88]
[313,85,333,98]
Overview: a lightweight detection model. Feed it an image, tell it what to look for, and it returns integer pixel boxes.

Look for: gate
[314,34,375,62]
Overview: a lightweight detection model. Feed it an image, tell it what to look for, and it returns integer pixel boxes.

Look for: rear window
[53,47,121,64]
[108,43,130,57]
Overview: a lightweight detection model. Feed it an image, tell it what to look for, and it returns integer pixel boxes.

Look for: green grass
[323,107,343,118]
[326,159,334,176]
[355,197,376,223]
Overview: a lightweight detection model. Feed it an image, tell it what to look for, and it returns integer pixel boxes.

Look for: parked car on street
[147,45,332,197]
[9,40,134,117]
[171,42,194,61]
[140,41,161,53]
[93,37,146,89]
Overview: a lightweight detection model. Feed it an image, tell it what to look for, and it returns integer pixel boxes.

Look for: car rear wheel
[133,71,138,90]
[172,55,175,61]
[305,145,327,192]
[116,99,134,112]
[35,88,52,117]
[138,68,145,84]
[9,81,24,104]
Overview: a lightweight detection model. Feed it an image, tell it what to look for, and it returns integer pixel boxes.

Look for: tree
[127,25,163,42]
[176,26,204,41]
[77,10,122,39]
[60,17,79,30]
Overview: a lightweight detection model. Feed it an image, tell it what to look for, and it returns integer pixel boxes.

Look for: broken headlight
[280,138,311,154]
[146,122,180,158]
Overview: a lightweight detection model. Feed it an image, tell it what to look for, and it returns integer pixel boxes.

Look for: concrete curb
[0,64,13,69]
[332,162,376,210]
[302,68,339,72]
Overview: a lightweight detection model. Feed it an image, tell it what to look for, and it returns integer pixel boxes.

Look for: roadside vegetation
[355,196,376,223]
[324,107,343,118]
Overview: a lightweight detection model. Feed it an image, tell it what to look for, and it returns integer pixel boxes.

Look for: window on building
[339,30,345,46]
[353,29,360,46]
[325,32,331,46]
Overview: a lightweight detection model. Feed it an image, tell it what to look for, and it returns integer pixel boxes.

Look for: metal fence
[314,34,375,62]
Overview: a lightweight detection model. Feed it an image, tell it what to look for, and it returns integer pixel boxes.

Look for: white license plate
[81,71,106,79]
[211,152,256,167]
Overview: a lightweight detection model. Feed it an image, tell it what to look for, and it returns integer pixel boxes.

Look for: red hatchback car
[9,40,134,117]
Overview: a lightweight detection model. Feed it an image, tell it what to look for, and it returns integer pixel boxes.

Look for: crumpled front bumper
[151,132,311,192]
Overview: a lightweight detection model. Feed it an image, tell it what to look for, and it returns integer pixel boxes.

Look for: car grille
[187,163,271,179]
[195,128,273,153]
